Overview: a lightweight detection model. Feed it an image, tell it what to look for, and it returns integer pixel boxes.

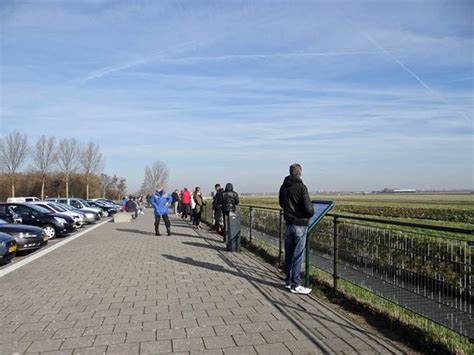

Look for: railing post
[278,210,284,266]
[305,228,311,288]
[249,206,253,244]
[333,216,339,291]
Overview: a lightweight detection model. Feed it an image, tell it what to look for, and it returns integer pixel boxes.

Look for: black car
[0,232,17,265]
[86,200,118,217]
[0,219,48,252]
[0,204,22,224]
[0,203,75,240]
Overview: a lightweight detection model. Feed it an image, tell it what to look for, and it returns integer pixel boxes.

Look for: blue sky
[1,0,473,193]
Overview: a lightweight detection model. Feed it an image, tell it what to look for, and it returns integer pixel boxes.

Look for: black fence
[202,203,473,340]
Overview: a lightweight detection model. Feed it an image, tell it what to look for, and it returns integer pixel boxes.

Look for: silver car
[30,202,85,228]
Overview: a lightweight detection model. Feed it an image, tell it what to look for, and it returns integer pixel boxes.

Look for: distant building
[393,189,417,193]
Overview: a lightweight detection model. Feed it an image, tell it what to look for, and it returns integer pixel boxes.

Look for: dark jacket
[171,192,179,203]
[218,183,239,213]
[279,175,314,226]
[213,188,223,210]
[125,199,137,212]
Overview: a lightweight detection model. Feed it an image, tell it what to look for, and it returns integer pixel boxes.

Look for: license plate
[8,246,17,253]
[43,236,49,241]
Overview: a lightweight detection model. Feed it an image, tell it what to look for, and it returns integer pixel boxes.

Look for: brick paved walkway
[0,211,410,354]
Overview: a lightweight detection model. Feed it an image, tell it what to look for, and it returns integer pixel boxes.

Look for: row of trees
[0,172,126,202]
[0,131,125,200]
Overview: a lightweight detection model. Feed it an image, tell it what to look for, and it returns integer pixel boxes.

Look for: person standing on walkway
[121,196,128,212]
[171,189,179,215]
[190,189,196,222]
[150,186,173,236]
[181,188,191,219]
[279,163,314,295]
[212,184,224,234]
[192,186,206,229]
[126,196,138,219]
[218,183,239,237]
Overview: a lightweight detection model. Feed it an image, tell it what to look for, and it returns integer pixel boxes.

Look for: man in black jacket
[279,163,314,294]
[212,184,224,234]
[217,183,239,239]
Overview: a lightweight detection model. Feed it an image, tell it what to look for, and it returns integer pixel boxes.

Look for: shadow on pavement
[115,228,155,236]
[162,254,282,288]
[161,253,367,353]
[181,241,226,251]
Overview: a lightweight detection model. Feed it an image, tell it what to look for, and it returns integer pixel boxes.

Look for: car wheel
[103,210,109,217]
[43,224,56,239]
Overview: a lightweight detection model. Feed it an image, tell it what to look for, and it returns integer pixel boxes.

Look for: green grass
[241,194,474,229]
[243,193,474,208]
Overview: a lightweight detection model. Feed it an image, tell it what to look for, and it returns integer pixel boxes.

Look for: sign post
[305,200,334,288]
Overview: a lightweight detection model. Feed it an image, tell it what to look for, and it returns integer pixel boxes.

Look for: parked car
[0,232,16,265]
[0,203,75,239]
[30,202,84,228]
[91,198,122,209]
[0,219,48,252]
[0,205,22,224]
[86,200,118,217]
[56,203,99,224]
[46,198,102,218]
[6,197,40,203]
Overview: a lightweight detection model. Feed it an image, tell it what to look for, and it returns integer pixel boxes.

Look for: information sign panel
[308,200,334,231]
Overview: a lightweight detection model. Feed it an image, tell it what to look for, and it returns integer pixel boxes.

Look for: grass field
[241,193,474,229]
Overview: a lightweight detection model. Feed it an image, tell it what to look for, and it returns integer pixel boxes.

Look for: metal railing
[201,203,473,340]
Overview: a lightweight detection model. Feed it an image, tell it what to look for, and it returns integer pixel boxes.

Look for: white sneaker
[285,284,291,290]
[290,285,312,295]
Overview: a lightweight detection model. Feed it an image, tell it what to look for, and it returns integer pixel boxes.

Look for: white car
[6,197,40,203]
[30,202,85,228]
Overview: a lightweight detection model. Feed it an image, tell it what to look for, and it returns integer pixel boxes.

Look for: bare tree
[99,173,111,198]
[0,131,29,197]
[33,136,57,200]
[141,160,169,193]
[78,142,104,199]
[56,138,78,198]
[117,178,127,200]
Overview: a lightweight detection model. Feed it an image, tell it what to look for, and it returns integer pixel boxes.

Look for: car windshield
[25,204,51,214]
[49,203,67,212]
[80,199,91,207]
[0,219,7,224]
[63,205,81,213]
[37,204,54,212]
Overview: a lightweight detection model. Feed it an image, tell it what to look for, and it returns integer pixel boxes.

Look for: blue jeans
[284,225,308,287]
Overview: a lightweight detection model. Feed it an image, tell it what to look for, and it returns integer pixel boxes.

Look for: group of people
[145,162,315,296]
[148,183,240,236]
[211,183,239,236]
[170,187,206,229]
[121,195,145,219]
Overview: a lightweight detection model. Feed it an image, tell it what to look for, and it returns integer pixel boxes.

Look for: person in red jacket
[181,188,191,219]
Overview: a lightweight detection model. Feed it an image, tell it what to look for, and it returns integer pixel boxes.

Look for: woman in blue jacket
[150,186,173,236]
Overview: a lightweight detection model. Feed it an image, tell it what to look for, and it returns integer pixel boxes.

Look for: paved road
[0,211,410,354]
